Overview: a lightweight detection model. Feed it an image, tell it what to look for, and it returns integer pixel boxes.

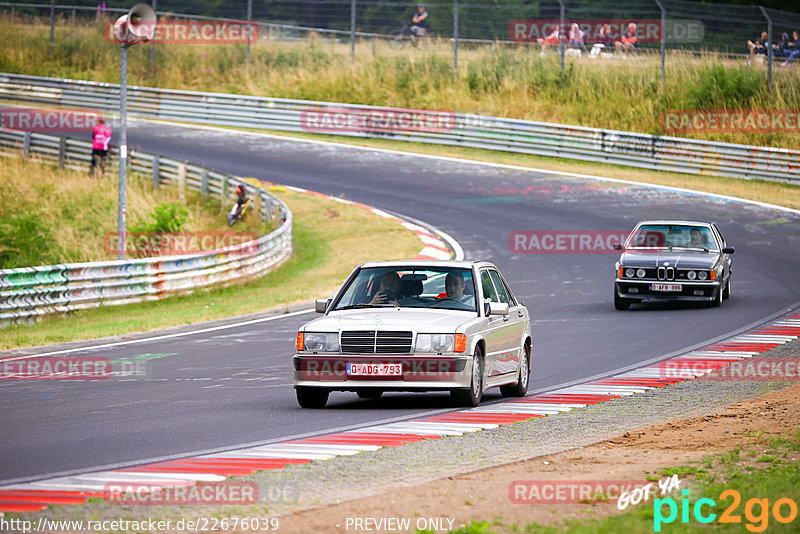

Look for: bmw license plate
[651,283,682,292]
[346,363,402,377]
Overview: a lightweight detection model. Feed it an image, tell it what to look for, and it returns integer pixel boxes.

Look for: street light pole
[118,42,128,260]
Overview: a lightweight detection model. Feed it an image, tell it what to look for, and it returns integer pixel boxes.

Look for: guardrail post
[453,0,459,73]
[11,6,14,24]
[57,137,65,168]
[49,0,55,56]
[22,132,31,159]
[201,168,209,194]
[759,6,773,92]
[177,163,186,202]
[71,9,76,26]
[152,155,160,188]
[254,190,262,222]
[221,175,228,208]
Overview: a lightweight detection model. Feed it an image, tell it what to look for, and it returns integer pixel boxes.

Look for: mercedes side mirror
[315,298,330,313]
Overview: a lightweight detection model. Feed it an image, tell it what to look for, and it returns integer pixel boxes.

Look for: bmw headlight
[698,271,708,281]
[687,270,697,280]
[415,333,455,353]
[303,332,340,352]
[625,268,635,278]
[636,268,646,278]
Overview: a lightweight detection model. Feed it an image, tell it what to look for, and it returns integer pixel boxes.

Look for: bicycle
[387,23,435,50]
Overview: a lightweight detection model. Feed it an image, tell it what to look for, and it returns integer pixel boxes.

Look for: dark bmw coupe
[613,220,735,310]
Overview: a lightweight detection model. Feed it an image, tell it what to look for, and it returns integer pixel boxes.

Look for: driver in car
[369,271,400,305]
[688,228,707,247]
[442,272,474,305]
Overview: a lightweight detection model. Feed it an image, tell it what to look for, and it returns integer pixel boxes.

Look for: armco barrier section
[1,72,798,183]
[0,129,292,324]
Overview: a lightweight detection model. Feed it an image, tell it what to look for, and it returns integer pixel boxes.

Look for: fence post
[350,0,356,64]
[150,0,157,70]
[453,0,459,73]
[201,168,209,194]
[221,175,228,208]
[246,0,252,67]
[558,0,565,82]
[71,8,75,26]
[177,164,186,202]
[654,0,666,84]
[22,132,31,159]
[49,0,55,56]
[11,6,14,24]
[57,137,65,168]
[759,6,772,92]
[152,155,160,188]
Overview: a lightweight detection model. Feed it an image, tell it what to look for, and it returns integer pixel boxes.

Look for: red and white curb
[280,185,453,261]
[2,312,797,514]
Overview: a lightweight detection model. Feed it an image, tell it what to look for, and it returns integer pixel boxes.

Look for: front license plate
[651,283,682,292]
[346,363,402,377]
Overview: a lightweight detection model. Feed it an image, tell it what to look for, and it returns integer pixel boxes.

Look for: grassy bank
[1,16,799,149]
[0,186,422,350]
[0,156,265,268]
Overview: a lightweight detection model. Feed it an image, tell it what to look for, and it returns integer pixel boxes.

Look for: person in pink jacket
[90,117,112,176]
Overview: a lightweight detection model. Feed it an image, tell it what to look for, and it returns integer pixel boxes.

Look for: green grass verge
[430,429,800,534]
[0,187,422,350]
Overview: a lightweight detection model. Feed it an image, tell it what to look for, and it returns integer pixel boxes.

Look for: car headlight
[698,271,708,281]
[303,332,340,352]
[636,268,646,278]
[625,268,635,278]
[416,333,455,353]
[687,270,697,280]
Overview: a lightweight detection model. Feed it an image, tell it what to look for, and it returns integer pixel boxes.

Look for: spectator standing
[89,116,112,177]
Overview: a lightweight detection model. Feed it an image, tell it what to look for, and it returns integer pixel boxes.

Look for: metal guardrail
[1,72,797,184]
[0,129,293,324]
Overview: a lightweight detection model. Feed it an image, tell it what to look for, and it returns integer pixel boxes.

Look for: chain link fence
[2,1,799,85]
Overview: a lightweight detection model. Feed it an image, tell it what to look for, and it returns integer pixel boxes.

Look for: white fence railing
[1,72,797,184]
[0,129,292,324]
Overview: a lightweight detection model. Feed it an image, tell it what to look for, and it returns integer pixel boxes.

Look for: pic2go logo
[654,489,798,532]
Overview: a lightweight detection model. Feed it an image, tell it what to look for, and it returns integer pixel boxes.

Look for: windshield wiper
[335,303,397,310]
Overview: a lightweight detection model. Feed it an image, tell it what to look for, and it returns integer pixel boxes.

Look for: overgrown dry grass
[0,155,261,268]
[2,15,798,148]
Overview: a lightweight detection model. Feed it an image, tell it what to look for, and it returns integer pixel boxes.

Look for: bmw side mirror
[315,298,330,313]
[722,246,735,254]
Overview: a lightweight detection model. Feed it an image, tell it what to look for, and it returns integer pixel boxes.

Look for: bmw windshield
[332,267,478,313]
[626,225,719,252]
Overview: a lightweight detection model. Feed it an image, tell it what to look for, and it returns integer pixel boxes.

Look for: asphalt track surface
[2,122,800,484]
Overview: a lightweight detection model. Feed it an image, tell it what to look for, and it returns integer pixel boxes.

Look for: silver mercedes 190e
[293,260,532,408]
